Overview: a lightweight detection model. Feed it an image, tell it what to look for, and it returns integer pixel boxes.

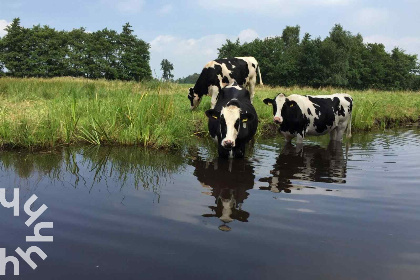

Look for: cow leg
[335,124,347,142]
[283,133,294,144]
[330,127,338,141]
[249,76,256,104]
[209,86,219,109]
[296,134,304,144]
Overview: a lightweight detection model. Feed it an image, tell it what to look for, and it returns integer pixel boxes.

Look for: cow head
[263,93,287,124]
[188,87,201,110]
[206,100,254,150]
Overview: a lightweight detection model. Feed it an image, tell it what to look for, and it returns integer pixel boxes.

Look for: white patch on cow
[208,85,219,109]
[221,105,241,147]
[274,93,287,122]
[192,93,201,109]
[225,82,242,90]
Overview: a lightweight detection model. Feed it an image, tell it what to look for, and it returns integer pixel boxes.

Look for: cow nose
[222,140,234,148]
[274,116,282,124]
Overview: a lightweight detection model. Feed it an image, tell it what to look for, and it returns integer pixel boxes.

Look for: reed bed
[0,77,419,150]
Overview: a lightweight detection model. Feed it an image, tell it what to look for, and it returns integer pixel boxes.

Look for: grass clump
[0,77,419,150]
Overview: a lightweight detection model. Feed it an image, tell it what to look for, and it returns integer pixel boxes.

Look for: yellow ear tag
[242,118,248,123]
[212,115,218,119]
[290,104,294,107]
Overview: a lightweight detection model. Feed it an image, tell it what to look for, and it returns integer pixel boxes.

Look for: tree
[160,59,174,81]
[0,18,153,81]
[176,73,200,84]
[119,23,152,81]
[216,23,420,90]
[0,18,29,77]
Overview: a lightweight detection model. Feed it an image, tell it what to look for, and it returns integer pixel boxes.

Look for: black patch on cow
[280,100,310,137]
[222,76,229,84]
[193,64,223,98]
[338,105,345,117]
[215,58,249,85]
[252,63,256,69]
[344,97,353,113]
[263,97,278,117]
[308,96,341,134]
[307,108,312,115]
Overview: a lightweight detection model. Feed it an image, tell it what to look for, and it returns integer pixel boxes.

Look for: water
[1,129,420,280]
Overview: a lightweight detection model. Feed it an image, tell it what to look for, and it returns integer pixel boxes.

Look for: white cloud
[197,0,352,16]
[158,4,173,15]
[238,29,259,43]
[364,35,420,57]
[354,8,389,27]
[150,29,260,79]
[101,0,145,14]
[0,19,10,37]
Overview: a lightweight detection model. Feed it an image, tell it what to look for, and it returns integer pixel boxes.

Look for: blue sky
[1,0,419,78]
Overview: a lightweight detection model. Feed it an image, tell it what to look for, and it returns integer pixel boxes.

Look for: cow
[263,93,353,143]
[205,83,258,158]
[188,56,263,110]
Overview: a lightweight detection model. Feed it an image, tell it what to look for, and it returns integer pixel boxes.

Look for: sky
[1,0,419,79]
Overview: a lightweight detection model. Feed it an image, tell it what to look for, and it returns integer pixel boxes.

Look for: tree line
[0,18,151,81]
[1,19,419,90]
[218,24,420,90]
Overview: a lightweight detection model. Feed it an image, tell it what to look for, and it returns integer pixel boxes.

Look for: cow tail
[257,64,263,86]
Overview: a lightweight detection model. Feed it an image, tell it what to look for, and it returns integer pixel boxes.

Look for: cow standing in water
[263,93,353,143]
[205,83,258,158]
[188,57,263,110]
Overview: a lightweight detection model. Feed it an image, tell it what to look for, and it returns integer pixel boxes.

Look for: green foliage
[160,59,174,81]
[0,18,152,81]
[0,78,419,150]
[176,73,200,84]
[217,24,420,90]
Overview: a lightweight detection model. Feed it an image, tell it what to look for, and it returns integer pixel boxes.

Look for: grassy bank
[0,77,419,150]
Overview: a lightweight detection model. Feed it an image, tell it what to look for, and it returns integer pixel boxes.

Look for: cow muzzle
[274,116,283,124]
[222,139,235,149]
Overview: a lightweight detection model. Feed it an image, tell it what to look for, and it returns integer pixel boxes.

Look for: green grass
[0,77,419,150]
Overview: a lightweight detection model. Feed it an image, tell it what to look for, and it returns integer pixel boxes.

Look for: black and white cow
[205,83,258,158]
[188,57,263,110]
[263,93,353,143]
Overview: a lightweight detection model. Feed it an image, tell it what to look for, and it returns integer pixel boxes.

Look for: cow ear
[241,112,254,122]
[205,109,220,120]
[263,98,274,105]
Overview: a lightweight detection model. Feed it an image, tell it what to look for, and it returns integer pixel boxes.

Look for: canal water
[1,129,419,279]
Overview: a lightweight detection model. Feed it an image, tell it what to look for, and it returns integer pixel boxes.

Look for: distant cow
[263,93,353,143]
[205,83,258,158]
[188,57,263,110]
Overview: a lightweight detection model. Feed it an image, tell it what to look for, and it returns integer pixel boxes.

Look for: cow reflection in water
[191,157,255,232]
[260,142,347,193]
